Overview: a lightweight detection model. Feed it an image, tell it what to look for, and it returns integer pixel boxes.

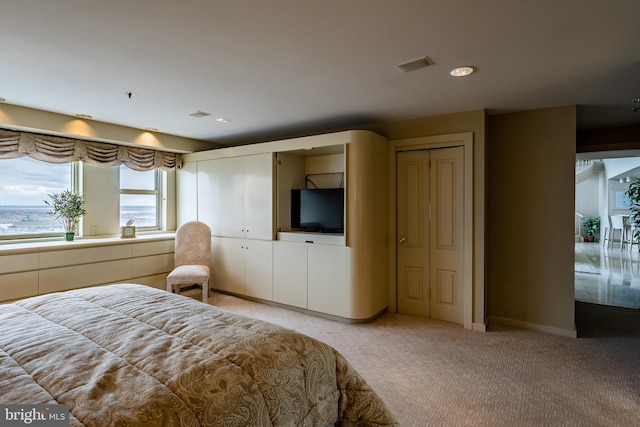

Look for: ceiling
[1,1,640,147]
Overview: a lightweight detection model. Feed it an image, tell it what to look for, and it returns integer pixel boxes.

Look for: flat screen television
[291,188,344,233]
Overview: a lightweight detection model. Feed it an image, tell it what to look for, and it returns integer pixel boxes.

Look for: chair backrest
[174,221,211,267]
[611,215,625,229]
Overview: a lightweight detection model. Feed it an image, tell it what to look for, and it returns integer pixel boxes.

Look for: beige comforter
[0,284,397,427]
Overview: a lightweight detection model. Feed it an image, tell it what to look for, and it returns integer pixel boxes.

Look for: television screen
[291,188,344,233]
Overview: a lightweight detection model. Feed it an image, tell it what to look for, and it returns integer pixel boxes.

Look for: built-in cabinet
[214,236,273,300]
[273,241,348,317]
[0,236,175,303]
[179,130,389,322]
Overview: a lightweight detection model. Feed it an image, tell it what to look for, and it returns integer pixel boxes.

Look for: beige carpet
[198,291,640,426]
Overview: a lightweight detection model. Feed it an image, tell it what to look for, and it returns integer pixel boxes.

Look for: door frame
[388,132,475,330]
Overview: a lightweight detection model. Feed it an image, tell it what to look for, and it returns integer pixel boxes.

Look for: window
[0,157,74,238]
[119,165,161,229]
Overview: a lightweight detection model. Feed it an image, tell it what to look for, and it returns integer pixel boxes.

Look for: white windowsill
[0,233,176,255]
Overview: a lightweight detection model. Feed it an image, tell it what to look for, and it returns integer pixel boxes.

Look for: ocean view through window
[0,159,164,239]
[120,165,160,229]
[0,157,73,237]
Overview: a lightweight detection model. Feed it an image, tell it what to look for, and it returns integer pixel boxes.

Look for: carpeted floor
[204,292,640,427]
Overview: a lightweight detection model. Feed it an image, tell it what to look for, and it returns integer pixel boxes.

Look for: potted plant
[627,178,640,243]
[582,217,600,242]
[45,189,87,241]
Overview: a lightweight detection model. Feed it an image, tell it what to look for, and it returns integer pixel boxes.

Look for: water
[0,205,156,235]
[120,206,157,228]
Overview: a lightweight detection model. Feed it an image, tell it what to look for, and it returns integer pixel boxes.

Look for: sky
[0,157,154,206]
[0,157,71,205]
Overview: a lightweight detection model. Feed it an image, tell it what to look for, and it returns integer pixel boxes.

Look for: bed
[0,284,397,426]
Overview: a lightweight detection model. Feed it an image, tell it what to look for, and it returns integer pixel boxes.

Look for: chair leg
[202,281,209,302]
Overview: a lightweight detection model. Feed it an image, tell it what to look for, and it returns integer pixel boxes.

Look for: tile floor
[575,241,640,308]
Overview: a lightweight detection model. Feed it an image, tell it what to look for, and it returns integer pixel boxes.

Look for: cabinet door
[216,237,245,294]
[210,236,222,290]
[196,158,221,235]
[308,244,348,317]
[0,272,38,302]
[177,161,198,225]
[244,240,273,301]
[273,242,308,308]
[244,153,274,240]
[219,156,246,238]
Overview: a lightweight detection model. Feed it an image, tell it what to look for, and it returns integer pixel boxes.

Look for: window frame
[0,159,79,241]
[119,166,163,231]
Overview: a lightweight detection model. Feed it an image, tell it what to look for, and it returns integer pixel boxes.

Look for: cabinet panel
[210,236,221,290]
[39,259,133,294]
[177,161,198,225]
[196,158,222,235]
[0,271,38,302]
[131,273,169,290]
[0,253,38,274]
[131,240,174,257]
[219,157,246,238]
[132,253,173,277]
[216,154,273,239]
[243,240,273,300]
[273,242,307,308]
[308,245,348,317]
[215,237,245,294]
[244,153,274,240]
[39,245,132,269]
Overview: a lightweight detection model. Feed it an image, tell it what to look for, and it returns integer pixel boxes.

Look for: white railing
[575,160,600,174]
[575,212,584,238]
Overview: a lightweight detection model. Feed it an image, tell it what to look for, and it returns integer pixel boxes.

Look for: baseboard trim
[211,289,388,324]
[488,315,577,338]
[472,322,487,332]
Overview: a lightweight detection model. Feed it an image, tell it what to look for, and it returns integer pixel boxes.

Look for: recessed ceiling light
[0,97,6,103]
[215,118,231,124]
[394,56,434,73]
[449,66,476,77]
[75,114,93,119]
[145,127,158,132]
[189,111,211,118]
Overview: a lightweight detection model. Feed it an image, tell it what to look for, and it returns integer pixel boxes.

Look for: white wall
[575,174,599,218]
[80,164,177,237]
[603,157,640,180]
[82,164,120,237]
[488,106,576,336]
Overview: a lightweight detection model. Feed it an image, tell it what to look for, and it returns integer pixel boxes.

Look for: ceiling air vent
[394,56,434,73]
[189,111,211,118]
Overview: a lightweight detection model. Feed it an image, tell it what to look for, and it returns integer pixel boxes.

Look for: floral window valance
[0,128,182,171]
